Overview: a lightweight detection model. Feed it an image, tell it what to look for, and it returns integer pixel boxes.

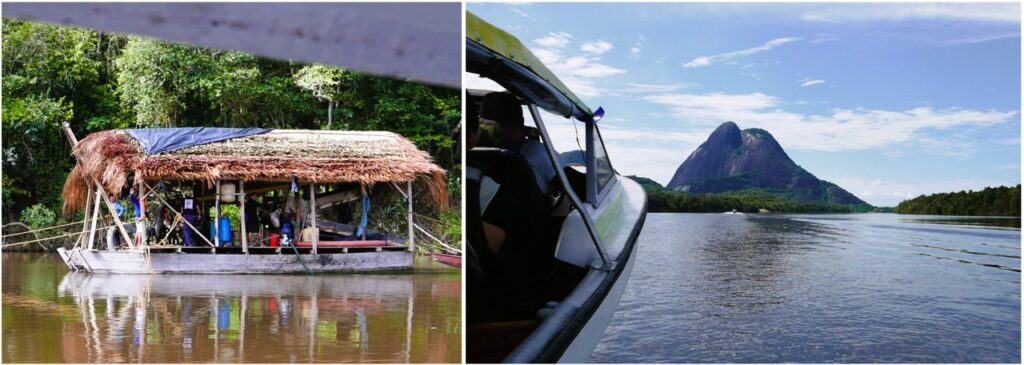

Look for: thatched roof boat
[63,128,447,215]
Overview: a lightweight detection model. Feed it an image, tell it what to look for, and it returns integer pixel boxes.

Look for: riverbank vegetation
[2,19,461,251]
[894,185,1021,216]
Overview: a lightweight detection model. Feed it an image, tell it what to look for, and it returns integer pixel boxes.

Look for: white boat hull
[57,247,413,274]
[558,239,638,362]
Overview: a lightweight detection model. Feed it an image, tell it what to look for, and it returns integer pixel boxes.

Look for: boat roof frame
[466,11,596,121]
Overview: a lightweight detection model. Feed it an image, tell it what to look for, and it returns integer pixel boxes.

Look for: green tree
[293,64,344,128]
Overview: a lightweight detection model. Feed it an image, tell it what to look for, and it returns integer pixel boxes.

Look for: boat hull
[57,247,413,274]
[431,253,462,268]
[558,237,638,362]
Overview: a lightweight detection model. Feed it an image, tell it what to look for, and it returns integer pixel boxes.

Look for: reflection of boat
[431,253,462,268]
[465,12,648,363]
[58,271,414,298]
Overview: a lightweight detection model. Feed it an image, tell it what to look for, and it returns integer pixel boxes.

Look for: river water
[1,253,461,363]
[591,213,1020,363]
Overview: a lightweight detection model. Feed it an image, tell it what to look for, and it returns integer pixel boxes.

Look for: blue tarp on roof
[125,127,272,155]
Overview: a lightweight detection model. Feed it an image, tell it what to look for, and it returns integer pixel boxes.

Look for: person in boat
[478,92,559,195]
[181,194,198,247]
[129,188,147,246]
[245,194,261,246]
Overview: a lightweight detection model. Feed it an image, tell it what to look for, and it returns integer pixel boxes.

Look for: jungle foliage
[894,185,1021,217]
[1,19,462,247]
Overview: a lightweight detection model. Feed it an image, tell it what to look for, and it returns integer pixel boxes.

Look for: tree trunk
[327,100,333,129]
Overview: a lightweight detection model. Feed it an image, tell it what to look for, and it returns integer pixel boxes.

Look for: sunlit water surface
[591,213,1020,363]
[2,253,461,363]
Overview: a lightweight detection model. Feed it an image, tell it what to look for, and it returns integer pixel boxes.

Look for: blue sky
[465,3,1021,206]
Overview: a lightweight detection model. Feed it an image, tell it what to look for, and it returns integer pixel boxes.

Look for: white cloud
[580,40,613,55]
[802,3,1021,24]
[683,37,801,68]
[623,82,696,94]
[800,79,825,87]
[534,32,574,48]
[628,34,645,59]
[530,32,626,98]
[642,91,1019,152]
[508,7,537,21]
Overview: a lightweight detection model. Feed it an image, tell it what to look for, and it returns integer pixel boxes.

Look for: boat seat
[468,147,558,319]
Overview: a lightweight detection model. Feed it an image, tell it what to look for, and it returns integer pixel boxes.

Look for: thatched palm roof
[63,129,446,215]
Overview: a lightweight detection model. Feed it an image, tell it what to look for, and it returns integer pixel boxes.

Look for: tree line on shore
[894,185,1021,217]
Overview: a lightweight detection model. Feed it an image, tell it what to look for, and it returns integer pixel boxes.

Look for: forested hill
[2,19,460,223]
[894,185,1021,216]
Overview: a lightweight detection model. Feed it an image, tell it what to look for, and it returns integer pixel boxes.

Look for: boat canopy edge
[465,11,595,120]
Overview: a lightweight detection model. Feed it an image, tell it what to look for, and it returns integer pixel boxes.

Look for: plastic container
[269,233,280,247]
[218,216,232,245]
[220,182,237,203]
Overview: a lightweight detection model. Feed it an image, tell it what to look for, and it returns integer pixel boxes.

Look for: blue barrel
[280,222,293,243]
[218,217,232,245]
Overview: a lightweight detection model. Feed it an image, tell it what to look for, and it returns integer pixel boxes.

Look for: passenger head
[479,92,525,149]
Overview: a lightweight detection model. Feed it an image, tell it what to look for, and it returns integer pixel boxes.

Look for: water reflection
[592,213,1020,363]
[2,253,461,363]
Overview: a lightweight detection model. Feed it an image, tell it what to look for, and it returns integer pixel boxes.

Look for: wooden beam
[79,186,93,249]
[407,180,414,252]
[240,180,248,254]
[87,190,101,250]
[215,180,221,247]
[310,183,318,255]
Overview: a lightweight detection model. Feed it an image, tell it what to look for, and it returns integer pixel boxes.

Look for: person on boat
[129,188,147,246]
[245,194,261,246]
[181,194,198,247]
[478,92,558,195]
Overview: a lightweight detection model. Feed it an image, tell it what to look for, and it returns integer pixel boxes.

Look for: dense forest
[1,20,461,244]
[894,185,1021,216]
[630,176,876,213]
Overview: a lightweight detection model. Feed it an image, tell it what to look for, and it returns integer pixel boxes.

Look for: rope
[1,219,89,238]
[287,243,314,275]
[1,224,113,248]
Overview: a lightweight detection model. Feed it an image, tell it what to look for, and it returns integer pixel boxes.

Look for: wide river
[2,253,461,363]
[591,213,1020,363]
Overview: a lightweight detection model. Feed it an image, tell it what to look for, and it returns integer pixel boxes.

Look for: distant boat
[723,209,745,215]
[431,253,462,268]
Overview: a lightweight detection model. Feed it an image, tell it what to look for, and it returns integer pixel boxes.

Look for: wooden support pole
[98,182,134,249]
[79,186,93,248]
[87,189,102,250]
[310,183,318,255]
[138,180,147,246]
[215,181,221,247]
[61,123,131,249]
[407,180,414,252]
[240,180,248,254]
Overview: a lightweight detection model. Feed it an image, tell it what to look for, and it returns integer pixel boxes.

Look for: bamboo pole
[79,186,93,248]
[87,190,102,250]
[240,180,248,254]
[407,180,414,252]
[310,183,318,255]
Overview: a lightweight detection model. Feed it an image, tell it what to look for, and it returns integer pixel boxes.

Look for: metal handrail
[528,105,612,269]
